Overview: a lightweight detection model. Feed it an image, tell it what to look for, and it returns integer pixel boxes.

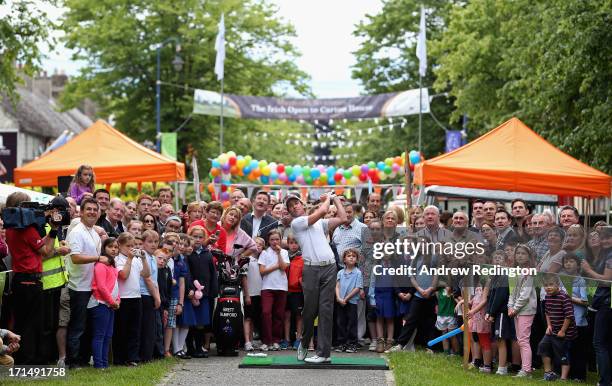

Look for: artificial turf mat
[239,355,389,370]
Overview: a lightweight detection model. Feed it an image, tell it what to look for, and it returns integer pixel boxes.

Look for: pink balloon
[278,173,287,182]
[297,175,305,184]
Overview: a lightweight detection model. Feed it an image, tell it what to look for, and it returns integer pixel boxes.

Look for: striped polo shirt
[544,291,577,340]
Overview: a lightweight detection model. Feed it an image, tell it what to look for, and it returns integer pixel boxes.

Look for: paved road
[162,348,393,386]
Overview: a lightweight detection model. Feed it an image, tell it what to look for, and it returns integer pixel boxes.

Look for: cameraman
[4,192,60,365]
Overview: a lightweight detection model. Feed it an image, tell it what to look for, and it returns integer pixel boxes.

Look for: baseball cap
[284,194,303,206]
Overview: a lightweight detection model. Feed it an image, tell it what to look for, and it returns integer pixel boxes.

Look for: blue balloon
[270,171,279,180]
[288,174,297,182]
[243,166,251,175]
[212,159,221,168]
[260,176,270,184]
[327,166,336,176]
[328,179,336,186]
[377,161,385,171]
[250,160,259,169]
[294,166,302,175]
[409,150,421,165]
[310,169,321,179]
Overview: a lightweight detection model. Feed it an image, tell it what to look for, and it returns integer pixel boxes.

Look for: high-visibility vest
[41,226,69,290]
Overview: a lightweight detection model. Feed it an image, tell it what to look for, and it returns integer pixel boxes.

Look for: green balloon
[367,161,376,169]
[285,166,293,176]
[303,166,311,177]
[304,176,313,184]
[343,170,352,179]
[384,165,392,174]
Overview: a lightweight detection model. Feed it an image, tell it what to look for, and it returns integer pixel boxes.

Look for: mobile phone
[215,230,220,237]
[182,204,188,213]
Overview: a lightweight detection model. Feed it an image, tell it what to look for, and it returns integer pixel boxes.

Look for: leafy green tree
[351,0,460,161]
[0,0,54,100]
[433,0,612,173]
[59,0,311,174]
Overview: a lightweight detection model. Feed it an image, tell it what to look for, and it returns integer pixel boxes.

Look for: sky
[40,0,383,98]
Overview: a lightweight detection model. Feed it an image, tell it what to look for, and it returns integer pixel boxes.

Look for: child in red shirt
[283,233,304,350]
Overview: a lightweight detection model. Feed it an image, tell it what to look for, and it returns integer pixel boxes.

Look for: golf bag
[211,248,249,356]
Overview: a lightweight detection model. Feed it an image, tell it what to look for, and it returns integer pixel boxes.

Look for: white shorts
[435,315,458,331]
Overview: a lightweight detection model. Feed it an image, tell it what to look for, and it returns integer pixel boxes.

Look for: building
[0,71,93,183]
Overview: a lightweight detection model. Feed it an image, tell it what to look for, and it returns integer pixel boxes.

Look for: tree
[0,0,54,100]
[59,0,311,174]
[351,0,460,162]
[433,0,612,173]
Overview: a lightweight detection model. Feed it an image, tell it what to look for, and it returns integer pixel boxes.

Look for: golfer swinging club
[285,192,347,363]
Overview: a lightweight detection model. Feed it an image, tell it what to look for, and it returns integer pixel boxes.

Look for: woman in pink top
[220,206,258,258]
[88,237,120,369]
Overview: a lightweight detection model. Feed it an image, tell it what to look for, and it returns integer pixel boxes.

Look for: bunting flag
[354,186,363,203]
[246,185,255,199]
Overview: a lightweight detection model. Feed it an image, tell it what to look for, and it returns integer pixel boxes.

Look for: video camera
[2,200,71,237]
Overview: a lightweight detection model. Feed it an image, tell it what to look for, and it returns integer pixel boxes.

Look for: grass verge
[388,351,597,386]
[1,357,177,386]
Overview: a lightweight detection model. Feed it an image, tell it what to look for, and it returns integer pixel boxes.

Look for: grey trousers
[301,263,337,358]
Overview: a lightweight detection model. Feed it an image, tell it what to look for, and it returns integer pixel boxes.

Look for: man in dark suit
[98,198,125,238]
[240,191,278,241]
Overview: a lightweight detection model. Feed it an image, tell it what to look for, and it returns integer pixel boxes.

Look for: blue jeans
[90,304,114,368]
[67,289,91,365]
[593,306,612,386]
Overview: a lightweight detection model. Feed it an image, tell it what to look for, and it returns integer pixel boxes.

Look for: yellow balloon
[262,166,271,176]
[236,158,246,168]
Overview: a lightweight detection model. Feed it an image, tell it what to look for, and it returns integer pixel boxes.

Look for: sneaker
[260,344,269,352]
[495,366,508,375]
[304,355,331,364]
[385,344,404,353]
[514,370,532,378]
[385,339,395,352]
[297,342,308,361]
[376,338,385,353]
[544,372,559,381]
[334,345,345,353]
[293,339,301,350]
[345,344,357,353]
[272,343,281,351]
[245,342,254,352]
[56,358,66,368]
[363,338,371,345]
[479,366,492,373]
[279,340,289,350]
[308,345,315,352]
[368,341,377,352]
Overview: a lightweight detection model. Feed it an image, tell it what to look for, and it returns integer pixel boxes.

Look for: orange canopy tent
[414,117,611,198]
[14,120,185,186]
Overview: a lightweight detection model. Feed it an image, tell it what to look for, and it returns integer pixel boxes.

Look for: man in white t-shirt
[286,193,346,363]
[65,198,108,368]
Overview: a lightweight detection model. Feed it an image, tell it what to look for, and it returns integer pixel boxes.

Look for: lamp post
[156,37,184,153]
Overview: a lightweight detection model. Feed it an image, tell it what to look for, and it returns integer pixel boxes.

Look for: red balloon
[228,156,237,166]
[359,174,368,182]
[334,172,343,182]
[371,174,380,184]
[409,163,415,171]
[367,169,377,179]
[277,164,285,173]
[221,184,228,192]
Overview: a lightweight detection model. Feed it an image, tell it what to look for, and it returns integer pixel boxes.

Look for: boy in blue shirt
[335,248,363,353]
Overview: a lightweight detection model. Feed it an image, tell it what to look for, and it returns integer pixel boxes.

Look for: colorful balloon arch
[208,150,424,188]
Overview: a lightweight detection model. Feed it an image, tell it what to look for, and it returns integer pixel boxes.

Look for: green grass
[2,358,177,386]
[388,351,598,386]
